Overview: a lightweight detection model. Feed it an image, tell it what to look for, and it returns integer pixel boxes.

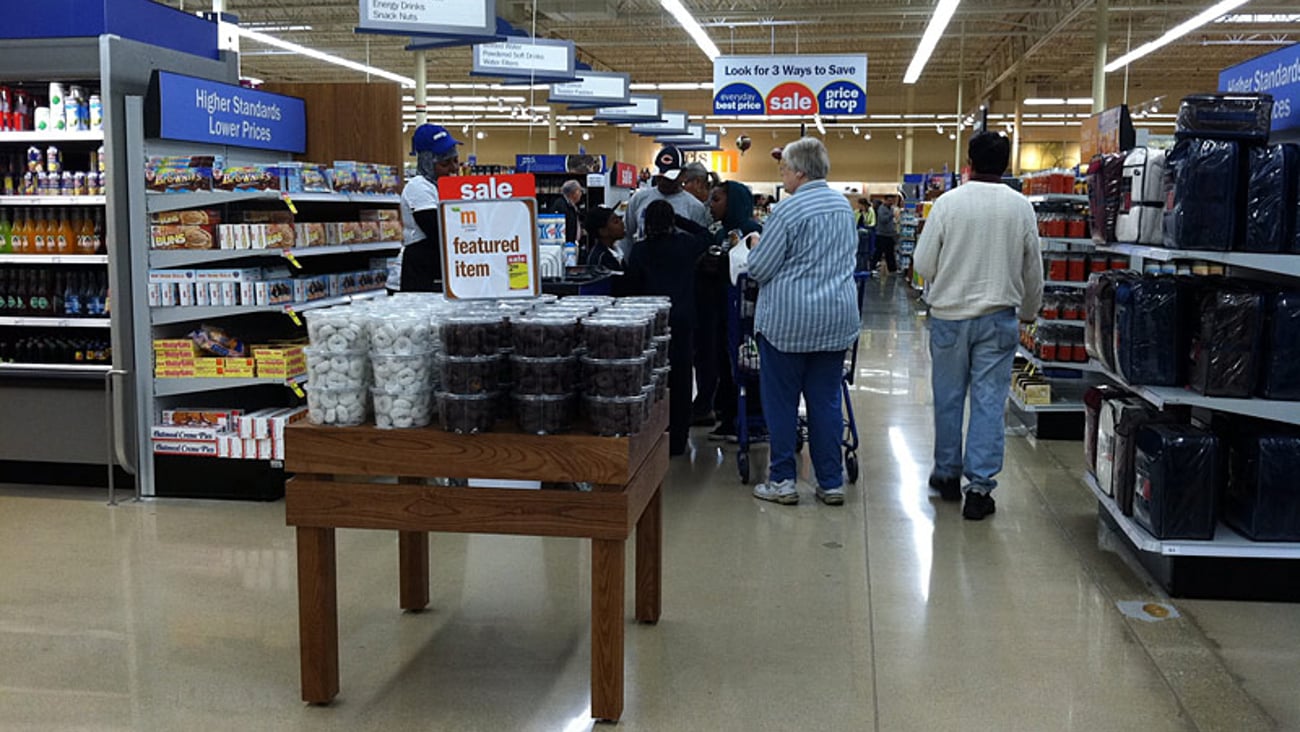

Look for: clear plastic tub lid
[513,392,577,402]
[516,312,581,326]
[580,354,650,366]
[437,352,503,363]
[512,353,578,364]
[584,392,649,404]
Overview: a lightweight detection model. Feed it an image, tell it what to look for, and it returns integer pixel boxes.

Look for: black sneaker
[928,474,962,502]
[962,491,996,521]
[708,424,736,442]
[691,411,717,427]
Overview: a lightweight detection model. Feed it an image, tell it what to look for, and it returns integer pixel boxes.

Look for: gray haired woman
[747,137,860,506]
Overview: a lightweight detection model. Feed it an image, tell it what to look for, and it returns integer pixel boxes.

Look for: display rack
[1097,243,1300,278]
[1016,345,1105,374]
[124,93,399,498]
[0,195,108,206]
[0,316,111,328]
[1007,389,1083,413]
[0,254,108,265]
[1084,472,1299,559]
[1026,193,1088,204]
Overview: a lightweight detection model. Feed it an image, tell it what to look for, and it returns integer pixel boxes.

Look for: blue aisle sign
[1220,43,1300,133]
[358,0,495,38]
[147,71,307,153]
[713,54,867,116]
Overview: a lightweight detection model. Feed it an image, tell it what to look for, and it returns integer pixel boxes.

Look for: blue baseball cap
[410,124,462,156]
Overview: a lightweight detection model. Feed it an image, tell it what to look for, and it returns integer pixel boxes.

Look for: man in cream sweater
[914,132,1043,520]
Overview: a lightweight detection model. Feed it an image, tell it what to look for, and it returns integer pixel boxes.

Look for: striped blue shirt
[748,180,860,353]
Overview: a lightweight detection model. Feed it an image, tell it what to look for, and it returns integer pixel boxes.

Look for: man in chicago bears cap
[394,123,462,292]
[621,145,712,254]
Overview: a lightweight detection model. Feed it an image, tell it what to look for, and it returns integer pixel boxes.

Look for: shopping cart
[726,270,872,484]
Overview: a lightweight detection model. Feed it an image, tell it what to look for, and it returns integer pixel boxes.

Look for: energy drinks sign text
[713,55,867,116]
[437,174,541,299]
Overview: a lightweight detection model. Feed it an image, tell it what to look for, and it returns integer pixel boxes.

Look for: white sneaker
[753,479,798,505]
[815,486,845,506]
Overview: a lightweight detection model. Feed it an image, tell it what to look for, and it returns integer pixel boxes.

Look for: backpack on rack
[1244,143,1300,253]
[1086,152,1125,244]
[1116,147,1166,245]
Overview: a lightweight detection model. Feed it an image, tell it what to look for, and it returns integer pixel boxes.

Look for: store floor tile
[0,276,1290,731]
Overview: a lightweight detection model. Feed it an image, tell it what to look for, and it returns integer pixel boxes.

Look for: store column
[904,87,915,173]
[1092,0,1109,114]
[414,51,427,125]
[548,110,558,154]
[1011,73,1023,176]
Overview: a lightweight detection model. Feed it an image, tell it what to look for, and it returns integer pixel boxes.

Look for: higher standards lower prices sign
[438,174,540,300]
[713,54,867,116]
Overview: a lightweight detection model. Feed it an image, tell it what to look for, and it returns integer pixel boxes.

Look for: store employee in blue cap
[395,123,461,291]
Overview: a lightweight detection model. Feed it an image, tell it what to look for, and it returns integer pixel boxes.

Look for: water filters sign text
[713,55,867,116]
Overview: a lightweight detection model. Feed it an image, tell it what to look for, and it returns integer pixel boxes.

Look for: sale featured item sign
[713,55,867,116]
[437,174,540,299]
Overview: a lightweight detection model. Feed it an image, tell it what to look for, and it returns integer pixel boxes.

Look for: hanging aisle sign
[656,123,707,145]
[145,71,306,153]
[472,36,576,82]
[713,54,867,116]
[630,111,689,137]
[1220,43,1300,134]
[357,0,495,38]
[548,71,631,107]
[437,174,540,299]
[594,96,663,123]
[679,132,722,151]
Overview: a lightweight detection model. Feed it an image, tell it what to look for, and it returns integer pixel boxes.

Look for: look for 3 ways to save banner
[713,55,867,116]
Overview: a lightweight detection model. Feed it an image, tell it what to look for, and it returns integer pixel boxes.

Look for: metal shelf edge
[0,254,108,264]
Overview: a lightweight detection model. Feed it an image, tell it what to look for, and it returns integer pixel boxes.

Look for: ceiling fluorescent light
[814,114,826,134]
[659,0,721,60]
[1023,97,1094,106]
[238,27,415,86]
[1105,0,1251,73]
[904,0,961,84]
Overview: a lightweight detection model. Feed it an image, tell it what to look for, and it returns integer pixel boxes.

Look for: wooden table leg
[635,485,662,624]
[296,526,339,704]
[591,538,625,721]
[398,531,430,611]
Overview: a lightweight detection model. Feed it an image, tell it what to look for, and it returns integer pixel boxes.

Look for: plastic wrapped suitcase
[1113,275,1183,386]
[1085,271,1123,371]
[1244,143,1300,253]
[1225,430,1300,541]
[1116,147,1166,245]
[1087,152,1124,244]
[1096,398,1145,498]
[1132,424,1220,540]
[1175,93,1274,143]
[1112,404,1179,517]
[1162,138,1242,252]
[1084,385,1129,476]
[1259,290,1300,400]
[1189,288,1263,398]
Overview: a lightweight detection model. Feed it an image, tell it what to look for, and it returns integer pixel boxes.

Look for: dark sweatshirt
[625,231,710,330]
[713,180,763,246]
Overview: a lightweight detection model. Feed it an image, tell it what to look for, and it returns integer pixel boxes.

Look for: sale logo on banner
[713,55,867,116]
[613,162,638,189]
[437,174,540,299]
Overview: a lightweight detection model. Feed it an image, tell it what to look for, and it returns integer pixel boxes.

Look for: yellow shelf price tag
[284,252,302,269]
[280,192,298,215]
[285,308,303,327]
[290,381,305,398]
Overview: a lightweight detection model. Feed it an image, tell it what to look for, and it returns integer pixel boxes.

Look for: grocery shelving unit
[123,92,398,498]
[0,34,232,472]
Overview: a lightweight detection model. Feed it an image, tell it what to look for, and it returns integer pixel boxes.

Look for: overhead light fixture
[1023,97,1095,106]
[719,126,727,134]
[462,124,470,134]
[243,23,313,32]
[864,132,872,140]
[236,27,415,87]
[936,124,944,134]
[896,131,904,140]
[582,132,592,141]
[814,114,827,135]
[904,0,961,84]
[948,132,956,140]
[1106,0,1251,72]
[476,131,487,140]
[852,125,860,135]
[659,0,721,60]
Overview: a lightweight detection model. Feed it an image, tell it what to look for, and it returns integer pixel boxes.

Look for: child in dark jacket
[698,181,763,440]
[624,199,710,455]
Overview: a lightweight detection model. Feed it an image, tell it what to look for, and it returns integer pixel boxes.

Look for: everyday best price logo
[713,54,867,116]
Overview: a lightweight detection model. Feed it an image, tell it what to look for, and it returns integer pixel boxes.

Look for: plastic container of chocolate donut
[583,393,649,436]
[440,313,508,357]
[513,392,577,435]
[437,391,499,434]
[581,315,653,359]
[437,354,502,394]
[580,354,649,397]
[511,313,580,357]
[511,354,580,395]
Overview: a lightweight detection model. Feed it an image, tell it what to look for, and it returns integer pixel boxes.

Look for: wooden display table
[283,401,667,722]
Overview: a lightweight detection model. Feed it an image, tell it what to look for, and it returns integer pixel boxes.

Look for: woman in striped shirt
[747,137,861,506]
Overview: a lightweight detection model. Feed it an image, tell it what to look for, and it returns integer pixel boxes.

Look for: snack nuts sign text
[438,174,541,299]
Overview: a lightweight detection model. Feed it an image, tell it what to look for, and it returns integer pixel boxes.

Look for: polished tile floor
[1,277,1297,731]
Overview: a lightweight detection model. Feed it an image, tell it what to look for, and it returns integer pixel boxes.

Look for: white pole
[414,51,427,125]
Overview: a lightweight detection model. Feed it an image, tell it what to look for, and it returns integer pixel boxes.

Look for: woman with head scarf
[394,124,461,292]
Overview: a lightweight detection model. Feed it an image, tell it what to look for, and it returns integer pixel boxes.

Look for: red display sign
[438,173,536,201]
[613,162,637,189]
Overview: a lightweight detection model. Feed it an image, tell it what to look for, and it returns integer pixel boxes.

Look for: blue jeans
[758,334,844,489]
[928,309,1018,494]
